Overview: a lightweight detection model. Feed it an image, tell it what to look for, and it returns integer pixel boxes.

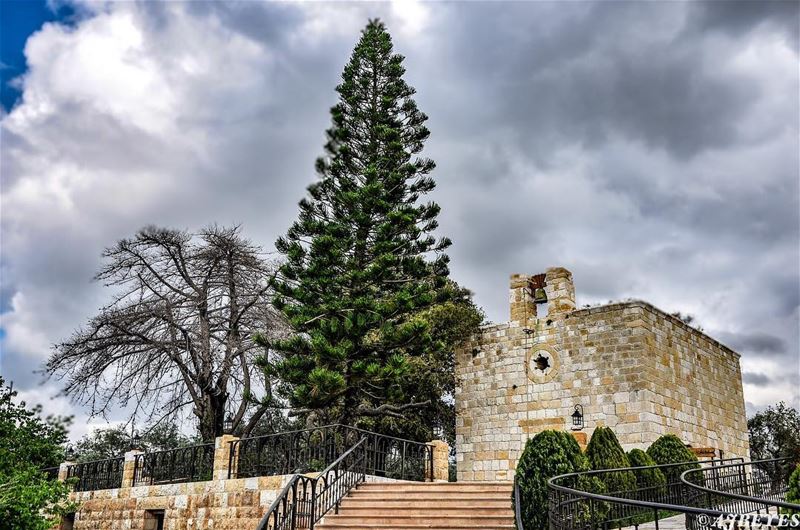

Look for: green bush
[586,427,636,495]
[626,449,669,525]
[627,449,667,497]
[646,434,700,485]
[513,430,597,530]
[785,464,800,516]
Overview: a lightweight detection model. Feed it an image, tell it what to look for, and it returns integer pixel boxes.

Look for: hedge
[646,434,700,485]
[513,430,603,530]
[626,448,667,498]
[586,427,636,495]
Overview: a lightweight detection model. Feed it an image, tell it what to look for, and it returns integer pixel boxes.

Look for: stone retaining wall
[68,475,290,530]
[56,433,450,529]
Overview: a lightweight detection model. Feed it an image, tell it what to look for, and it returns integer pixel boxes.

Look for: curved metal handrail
[546,457,795,530]
[551,457,743,482]
[548,457,741,513]
[255,436,368,530]
[681,457,800,512]
[513,470,524,529]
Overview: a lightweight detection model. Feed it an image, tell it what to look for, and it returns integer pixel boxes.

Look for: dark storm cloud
[742,372,772,387]
[692,0,800,45]
[718,331,787,357]
[1,0,797,438]
[433,1,761,160]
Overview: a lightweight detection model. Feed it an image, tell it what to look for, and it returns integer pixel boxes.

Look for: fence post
[58,460,74,482]
[214,434,239,480]
[428,439,450,482]
[122,449,143,488]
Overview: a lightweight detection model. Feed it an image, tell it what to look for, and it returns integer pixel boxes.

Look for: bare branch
[46,225,289,440]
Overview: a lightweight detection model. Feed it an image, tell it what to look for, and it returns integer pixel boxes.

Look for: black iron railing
[230,424,433,482]
[256,436,368,530]
[133,443,214,486]
[514,470,524,529]
[364,430,432,481]
[682,457,797,527]
[66,456,124,492]
[230,425,357,479]
[544,457,800,530]
[41,466,60,481]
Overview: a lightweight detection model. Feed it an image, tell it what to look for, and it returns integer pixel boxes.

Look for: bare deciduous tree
[46,225,287,440]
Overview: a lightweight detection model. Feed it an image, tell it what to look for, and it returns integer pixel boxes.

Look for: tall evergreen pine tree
[266,20,456,429]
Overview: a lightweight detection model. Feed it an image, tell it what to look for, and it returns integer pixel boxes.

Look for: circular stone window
[526,344,559,383]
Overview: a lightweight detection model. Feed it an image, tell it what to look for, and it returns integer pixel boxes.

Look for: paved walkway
[620,509,783,529]
[623,513,686,529]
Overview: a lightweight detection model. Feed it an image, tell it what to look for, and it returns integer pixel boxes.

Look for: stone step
[360,482,512,493]
[314,522,515,530]
[316,526,515,530]
[317,481,516,530]
[316,514,515,526]
[341,499,511,509]
[338,506,512,516]
[347,490,511,500]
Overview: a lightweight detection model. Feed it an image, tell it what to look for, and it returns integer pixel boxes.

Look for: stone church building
[454,267,750,482]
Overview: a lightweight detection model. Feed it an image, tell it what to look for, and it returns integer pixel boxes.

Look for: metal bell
[533,287,547,303]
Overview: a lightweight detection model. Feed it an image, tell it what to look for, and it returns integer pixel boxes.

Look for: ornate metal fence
[545,457,799,530]
[66,456,124,492]
[230,424,433,482]
[42,466,60,481]
[230,425,355,479]
[133,443,215,486]
[255,437,368,530]
[682,458,797,529]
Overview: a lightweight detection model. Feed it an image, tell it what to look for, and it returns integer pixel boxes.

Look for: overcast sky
[1,0,798,441]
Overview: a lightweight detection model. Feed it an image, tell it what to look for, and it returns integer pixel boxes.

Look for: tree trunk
[198,393,227,441]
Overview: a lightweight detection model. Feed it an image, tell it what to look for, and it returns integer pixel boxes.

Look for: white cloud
[1,1,797,440]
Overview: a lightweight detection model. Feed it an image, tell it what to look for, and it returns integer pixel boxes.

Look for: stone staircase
[316,481,515,529]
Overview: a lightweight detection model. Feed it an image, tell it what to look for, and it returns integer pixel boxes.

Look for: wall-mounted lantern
[571,404,584,431]
[65,444,76,461]
[223,414,234,435]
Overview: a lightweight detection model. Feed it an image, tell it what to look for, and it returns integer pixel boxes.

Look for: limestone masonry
[57,434,450,529]
[455,267,750,482]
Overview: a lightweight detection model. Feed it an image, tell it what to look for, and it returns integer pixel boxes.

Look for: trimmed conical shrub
[627,449,667,498]
[513,430,598,530]
[646,434,700,484]
[586,427,637,494]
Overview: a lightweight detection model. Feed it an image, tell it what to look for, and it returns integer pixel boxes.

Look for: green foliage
[646,434,699,484]
[0,378,76,529]
[360,281,483,443]
[749,402,800,465]
[586,427,636,494]
[625,449,668,525]
[749,403,800,488]
[266,19,480,435]
[784,464,800,516]
[74,423,199,462]
[626,449,667,495]
[513,430,604,530]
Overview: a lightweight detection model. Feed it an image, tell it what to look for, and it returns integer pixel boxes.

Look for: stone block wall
[68,475,289,530]
[455,267,749,482]
[640,308,749,454]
